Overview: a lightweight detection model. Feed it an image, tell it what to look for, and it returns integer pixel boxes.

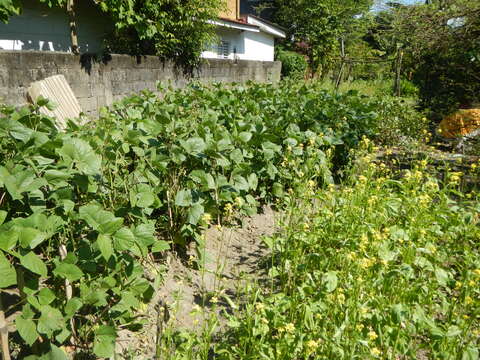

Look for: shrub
[276,49,308,79]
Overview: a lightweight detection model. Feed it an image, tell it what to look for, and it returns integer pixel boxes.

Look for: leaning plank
[27,75,83,130]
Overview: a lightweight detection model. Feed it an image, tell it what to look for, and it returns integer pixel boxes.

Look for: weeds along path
[115,207,276,358]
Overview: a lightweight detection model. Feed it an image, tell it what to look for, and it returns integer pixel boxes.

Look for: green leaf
[0,210,7,225]
[18,227,46,249]
[3,169,47,200]
[53,262,83,282]
[15,316,38,346]
[97,234,113,260]
[232,174,249,191]
[0,251,16,288]
[323,271,338,293]
[248,173,258,190]
[462,346,479,360]
[21,252,47,277]
[114,228,136,251]
[93,325,116,358]
[79,204,124,234]
[230,148,244,163]
[47,344,69,360]
[187,203,204,225]
[133,223,156,247]
[38,288,55,305]
[65,298,83,318]
[435,267,449,287]
[58,138,101,175]
[238,131,252,143]
[152,240,170,253]
[136,191,155,208]
[175,189,193,207]
[180,137,206,155]
[37,305,64,337]
[0,227,18,251]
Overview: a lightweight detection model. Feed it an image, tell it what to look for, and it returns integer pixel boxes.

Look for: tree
[272,0,373,76]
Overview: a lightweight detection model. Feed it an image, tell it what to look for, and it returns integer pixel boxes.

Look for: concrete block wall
[0,51,281,117]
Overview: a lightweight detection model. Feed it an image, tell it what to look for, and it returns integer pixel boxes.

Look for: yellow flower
[358,175,367,183]
[371,347,381,357]
[255,303,265,311]
[210,296,219,304]
[337,293,346,305]
[356,324,364,331]
[285,323,295,333]
[201,213,212,224]
[473,269,480,277]
[306,339,319,352]
[308,180,315,188]
[368,331,378,341]
[465,296,473,305]
[471,163,477,170]
[261,317,269,325]
[234,197,244,207]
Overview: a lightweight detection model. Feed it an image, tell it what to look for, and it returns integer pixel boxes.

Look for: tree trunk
[0,294,10,360]
[67,0,79,54]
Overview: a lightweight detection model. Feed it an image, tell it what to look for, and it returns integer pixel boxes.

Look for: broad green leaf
[38,288,55,305]
[133,223,156,247]
[0,227,18,251]
[0,210,7,225]
[230,148,244,163]
[37,305,63,337]
[65,298,83,318]
[15,316,38,346]
[18,227,46,249]
[79,204,123,234]
[248,173,258,190]
[114,228,136,251]
[435,267,449,287]
[136,191,155,208]
[93,325,116,358]
[47,344,68,360]
[58,138,101,175]
[238,131,252,143]
[190,170,215,190]
[3,169,47,200]
[180,137,206,155]
[323,271,338,293]
[97,234,113,260]
[53,262,83,282]
[462,346,479,360]
[187,203,204,225]
[21,252,47,277]
[152,240,170,253]
[175,189,193,207]
[232,174,249,191]
[0,251,17,288]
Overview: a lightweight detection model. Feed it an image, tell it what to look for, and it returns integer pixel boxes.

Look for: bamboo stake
[66,0,79,55]
[60,245,76,344]
[0,293,11,360]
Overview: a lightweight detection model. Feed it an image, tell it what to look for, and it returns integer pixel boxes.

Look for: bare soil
[115,206,276,358]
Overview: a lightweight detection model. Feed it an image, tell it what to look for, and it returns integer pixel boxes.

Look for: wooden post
[335,38,346,92]
[394,49,403,97]
[67,0,79,55]
[0,293,11,360]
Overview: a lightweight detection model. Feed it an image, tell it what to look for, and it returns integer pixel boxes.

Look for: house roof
[243,15,286,38]
[209,17,260,32]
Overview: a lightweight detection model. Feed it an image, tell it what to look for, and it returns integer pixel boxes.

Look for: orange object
[438,109,480,138]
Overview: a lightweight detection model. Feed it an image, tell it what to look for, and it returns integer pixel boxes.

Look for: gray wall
[0,51,281,117]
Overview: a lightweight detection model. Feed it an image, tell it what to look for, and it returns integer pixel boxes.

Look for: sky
[372,0,424,11]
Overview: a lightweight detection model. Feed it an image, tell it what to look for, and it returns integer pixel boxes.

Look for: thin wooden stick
[0,293,11,360]
[60,245,76,344]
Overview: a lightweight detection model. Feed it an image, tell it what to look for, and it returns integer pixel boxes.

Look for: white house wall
[0,0,111,53]
[242,31,275,61]
[202,28,245,61]
[202,27,276,62]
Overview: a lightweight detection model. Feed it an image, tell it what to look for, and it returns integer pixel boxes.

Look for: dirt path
[115,206,276,358]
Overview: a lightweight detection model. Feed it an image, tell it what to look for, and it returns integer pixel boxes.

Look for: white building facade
[202,15,285,62]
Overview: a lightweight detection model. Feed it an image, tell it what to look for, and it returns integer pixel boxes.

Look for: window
[217,40,230,59]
